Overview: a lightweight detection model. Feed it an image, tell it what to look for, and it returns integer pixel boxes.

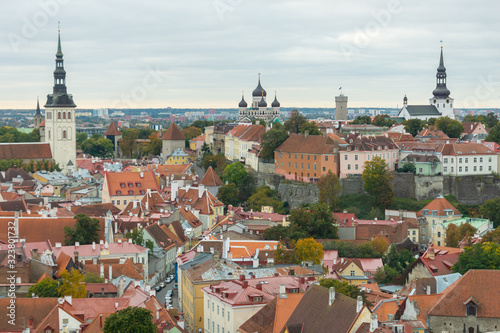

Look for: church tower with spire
[34,97,43,128]
[44,27,77,174]
[429,46,455,118]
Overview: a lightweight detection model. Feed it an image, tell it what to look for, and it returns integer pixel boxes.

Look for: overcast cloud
[1,0,499,109]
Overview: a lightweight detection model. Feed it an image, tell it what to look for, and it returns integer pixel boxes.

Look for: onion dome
[252,73,267,97]
[258,95,267,107]
[271,92,280,107]
[238,92,247,108]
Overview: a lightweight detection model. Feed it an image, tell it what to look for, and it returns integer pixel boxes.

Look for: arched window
[63,112,66,119]
[63,130,67,139]
[58,112,61,119]
[466,302,477,317]
[68,112,71,120]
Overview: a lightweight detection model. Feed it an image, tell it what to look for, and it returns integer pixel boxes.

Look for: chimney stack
[370,314,378,332]
[109,264,113,281]
[357,296,363,313]
[100,262,104,279]
[279,284,287,299]
[239,274,245,281]
[256,283,262,291]
[329,287,335,306]
[242,280,248,288]
[92,241,96,250]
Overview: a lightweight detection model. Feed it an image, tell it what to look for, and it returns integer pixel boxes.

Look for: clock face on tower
[446,99,450,103]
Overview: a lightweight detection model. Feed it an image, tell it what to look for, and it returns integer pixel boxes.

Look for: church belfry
[429,46,455,118]
[44,27,77,174]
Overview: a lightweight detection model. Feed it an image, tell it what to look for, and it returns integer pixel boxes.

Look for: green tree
[480,198,500,228]
[119,129,139,158]
[76,132,88,148]
[319,278,370,305]
[216,183,240,207]
[274,242,300,264]
[453,243,500,274]
[104,306,158,333]
[81,137,114,158]
[58,268,86,298]
[374,265,400,284]
[182,126,202,141]
[147,133,162,156]
[64,214,101,246]
[427,118,437,126]
[351,115,372,125]
[283,110,308,134]
[84,272,105,283]
[362,156,395,208]
[404,119,426,136]
[317,170,342,211]
[485,123,500,144]
[435,117,464,138]
[299,121,322,135]
[202,154,226,173]
[263,225,290,241]
[27,278,59,297]
[260,128,289,160]
[222,163,247,187]
[399,161,416,173]
[126,227,145,246]
[295,238,324,264]
[191,120,213,132]
[372,115,395,127]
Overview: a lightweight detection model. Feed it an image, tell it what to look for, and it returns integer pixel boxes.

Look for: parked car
[166,277,172,284]
[155,286,161,292]
[166,290,173,297]
[160,282,165,288]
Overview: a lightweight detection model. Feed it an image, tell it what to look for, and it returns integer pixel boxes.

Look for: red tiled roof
[161,123,185,140]
[418,196,461,217]
[0,298,60,331]
[276,133,337,154]
[200,166,223,187]
[105,171,160,197]
[428,269,500,318]
[405,294,442,327]
[419,245,461,276]
[104,121,122,136]
[0,142,52,160]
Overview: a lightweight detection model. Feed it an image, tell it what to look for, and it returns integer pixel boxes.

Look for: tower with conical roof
[34,97,43,128]
[161,123,186,159]
[429,46,455,119]
[44,27,76,174]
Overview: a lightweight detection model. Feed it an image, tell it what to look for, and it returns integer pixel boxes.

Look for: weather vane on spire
[258,73,261,81]
[58,21,61,32]
[440,40,443,48]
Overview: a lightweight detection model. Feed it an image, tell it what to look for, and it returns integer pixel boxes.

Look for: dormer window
[128,190,134,195]
[116,191,121,195]
[120,183,126,188]
[136,183,141,187]
[128,183,133,187]
[466,301,477,317]
[253,296,263,302]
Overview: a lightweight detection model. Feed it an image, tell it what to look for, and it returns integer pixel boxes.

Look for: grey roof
[435,272,461,293]
[401,154,440,163]
[252,78,267,97]
[271,94,280,107]
[179,253,212,271]
[258,95,267,107]
[238,95,248,108]
[403,105,441,116]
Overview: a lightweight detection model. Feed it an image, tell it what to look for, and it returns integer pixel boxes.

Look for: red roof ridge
[162,123,185,140]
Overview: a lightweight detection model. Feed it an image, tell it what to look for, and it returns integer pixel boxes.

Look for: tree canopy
[81,137,114,158]
[435,117,464,138]
[246,186,284,214]
[372,114,395,127]
[319,278,370,305]
[404,119,425,137]
[58,268,86,298]
[485,123,500,144]
[295,238,324,264]
[362,156,395,208]
[64,214,101,246]
[317,170,342,211]
[259,127,289,161]
[351,115,371,125]
[463,113,498,129]
[104,306,158,333]
[444,222,477,248]
[453,242,500,274]
[479,198,500,228]
[27,278,59,298]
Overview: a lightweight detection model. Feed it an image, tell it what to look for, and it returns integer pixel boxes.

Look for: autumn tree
[453,243,500,274]
[317,170,342,211]
[27,278,59,297]
[147,133,162,156]
[182,126,202,141]
[119,129,138,158]
[247,186,284,213]
[58,268,86,298]
[371,238,389,255]
[104,306,158,333]
[260,127,289,160]
[64,214,101,246]
[404,119,426,137]
[295,238,324,264]
[481,228,500,244]
[362,156,395,208]
[274,242,300,264]
[202,154,226,173]
[435,117,464,138]
[84,272,105,283]
[444,222,477,248]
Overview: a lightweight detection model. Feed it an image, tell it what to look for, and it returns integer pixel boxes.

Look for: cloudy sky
[1,0,499,110]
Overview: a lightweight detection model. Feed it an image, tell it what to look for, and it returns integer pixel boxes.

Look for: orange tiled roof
[373,299,401,322]
[326,132,348,145]
[200,166,223,187]
[105,171,160,197]
[104,121,122,136]
[406,294,442,327]
[418,196,461,217]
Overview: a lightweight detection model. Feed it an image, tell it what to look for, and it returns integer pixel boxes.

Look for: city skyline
[1,0,500,110]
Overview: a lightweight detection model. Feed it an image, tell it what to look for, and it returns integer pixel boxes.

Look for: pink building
[339,135,399,178]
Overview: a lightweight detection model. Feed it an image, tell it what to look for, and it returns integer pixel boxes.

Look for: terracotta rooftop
[276,133,337,154]
[0,142,52,160]
[428,270,500,318]
[105,171,160,197]
[162,122,185,140]
[72,203,121,217]
[104,121,122,136]
[418,196,461,218]
[200,166,223,187]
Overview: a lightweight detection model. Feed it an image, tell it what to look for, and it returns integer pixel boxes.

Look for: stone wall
[443,175,500,205]
[340,175,364,195]
[277,182,319,209]
[414,175,444,201]
[255,173,284,191]
[391,173,416,199]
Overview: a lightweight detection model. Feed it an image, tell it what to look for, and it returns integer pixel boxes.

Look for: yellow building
[332,259,369,286]
[417,196,462,246]
[166,149,189,165]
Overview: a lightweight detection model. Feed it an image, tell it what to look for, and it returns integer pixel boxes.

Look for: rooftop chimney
[256,283,262,291]
[100,262,104,279]
[357,295,363,313]
[239,274,245,281]
[370,314,378,332]
[329,287,335,306]
[242,280,248,288]
[92,242,96,250]
[279,284,287,299]
[109,264,113,281]
[75,241,80,247]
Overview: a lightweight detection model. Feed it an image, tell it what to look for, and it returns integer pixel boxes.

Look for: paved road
[155,276,178,309]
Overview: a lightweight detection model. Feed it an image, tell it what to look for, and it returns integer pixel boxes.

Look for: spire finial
[56,24,63,56]
[242,90,244,97]
[58,21,60,32]
[440,39,443,48]
[258,73,261,82]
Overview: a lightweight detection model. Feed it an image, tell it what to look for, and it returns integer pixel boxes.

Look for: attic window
[120,183,126,188]
[128,183,133,187]
[466,301,477,317]
[140,190,145,195]
[252,296,263,302]
[116,191,122,195]
[136,183,141,187]
[128,190,134,195]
